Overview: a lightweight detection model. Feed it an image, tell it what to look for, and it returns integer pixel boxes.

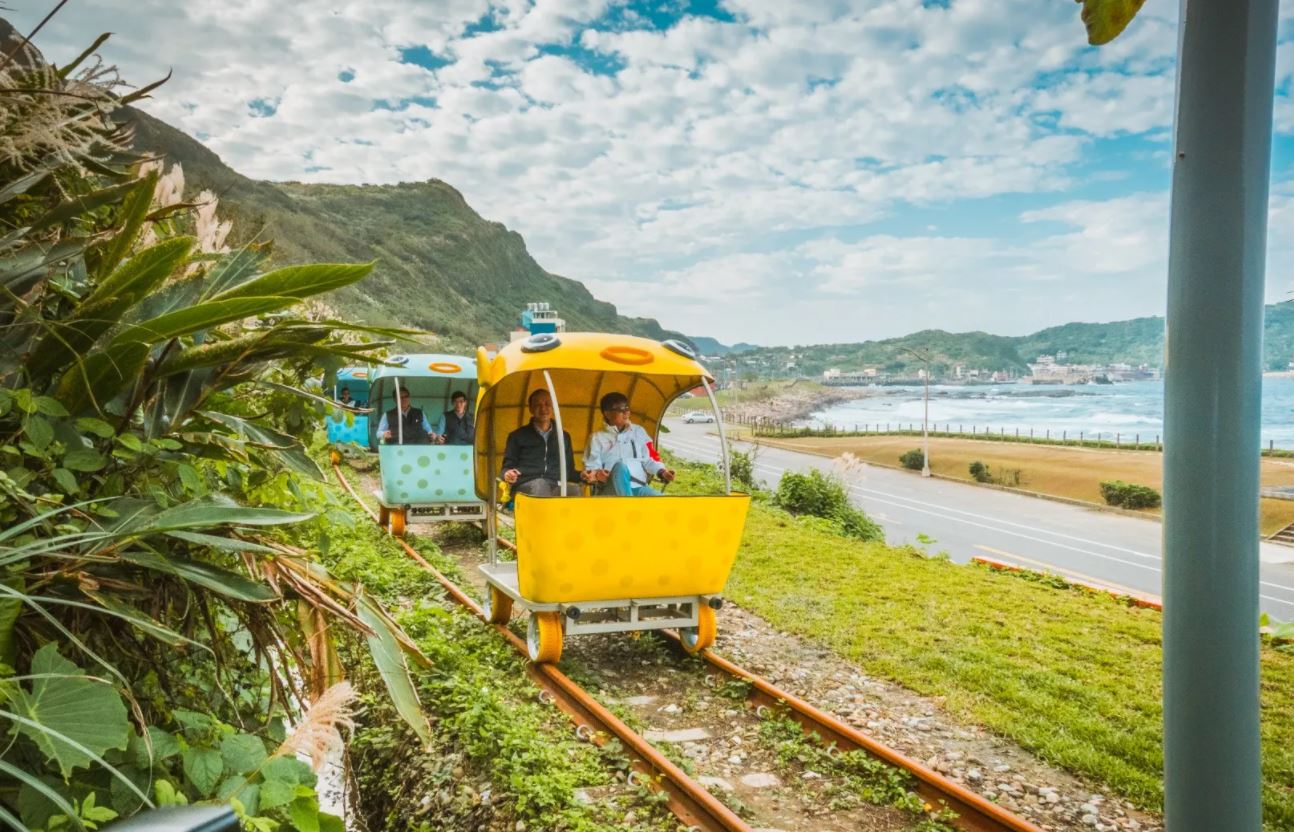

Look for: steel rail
[333,463,1035,832]
[664,633,1045,832]
[332,464,752,832]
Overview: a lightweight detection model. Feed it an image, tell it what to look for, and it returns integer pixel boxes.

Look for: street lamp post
[900,347,932,478]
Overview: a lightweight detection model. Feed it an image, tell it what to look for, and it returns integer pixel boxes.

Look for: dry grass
[747,433,1294,536]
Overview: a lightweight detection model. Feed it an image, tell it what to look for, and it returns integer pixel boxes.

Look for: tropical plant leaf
[28,237,194,382]
[209,262,375,303]
[1077,0,1147,45]
[62,448,107,472]
[29,179,142,234]
[135,496,315,532]
[198,410,297,448]
[90,170,158,281]
[55,340,150,415]
[220,733,268,776]
[112,295,300,345]
[5,644,130,777]
[114,549,278,603]
[201,243,272,299]
[182,747,223,796]
[355,590,432,750]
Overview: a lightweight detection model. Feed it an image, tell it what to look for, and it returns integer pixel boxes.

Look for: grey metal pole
[921,359,930,477]
[1163,0,1277,829]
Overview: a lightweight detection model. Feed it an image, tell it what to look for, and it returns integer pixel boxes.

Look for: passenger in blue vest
[501,389,581,497]
[378,387,436,444]
[584,392,675,496]
[434,391,475,445]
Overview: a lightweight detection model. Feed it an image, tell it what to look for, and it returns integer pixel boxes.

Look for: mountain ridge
[733,304,1294,376]
[122,107,687,350]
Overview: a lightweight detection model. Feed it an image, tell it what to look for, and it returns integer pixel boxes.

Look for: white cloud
[14,0,1294,345]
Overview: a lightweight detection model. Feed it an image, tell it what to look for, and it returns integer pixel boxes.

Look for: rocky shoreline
[721,382,855,424]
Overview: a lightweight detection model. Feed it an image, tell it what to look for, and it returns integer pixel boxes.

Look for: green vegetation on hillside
[733,303,1294,377]
[123,108,684,349]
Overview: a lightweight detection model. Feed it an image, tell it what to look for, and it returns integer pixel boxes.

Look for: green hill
[735,303,1294,377]
[123,107,683,349]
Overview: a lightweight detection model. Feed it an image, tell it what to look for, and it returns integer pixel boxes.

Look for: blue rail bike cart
[369,354,484,536]
[326,367,372,462]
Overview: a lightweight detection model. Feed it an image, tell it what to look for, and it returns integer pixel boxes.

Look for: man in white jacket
[584,392,676,496]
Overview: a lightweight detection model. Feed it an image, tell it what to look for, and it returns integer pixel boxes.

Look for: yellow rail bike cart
[473,333,750,663]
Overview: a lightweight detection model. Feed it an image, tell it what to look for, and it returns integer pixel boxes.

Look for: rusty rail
[334,463,1038,832]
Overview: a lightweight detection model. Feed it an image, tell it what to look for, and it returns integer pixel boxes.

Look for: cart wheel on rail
[329,449,342,466]
[389,508,407,538]
[527,612,563,663]
[680,605,716,654]
[484,585,513,624]
[378,504,390,528]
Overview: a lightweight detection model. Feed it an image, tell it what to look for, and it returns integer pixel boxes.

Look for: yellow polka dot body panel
[513,493,751,603]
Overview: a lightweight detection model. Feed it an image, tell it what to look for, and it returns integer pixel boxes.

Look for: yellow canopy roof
[473,333,713,497]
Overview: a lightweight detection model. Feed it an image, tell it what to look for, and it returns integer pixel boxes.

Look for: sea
[809,377,1294,450]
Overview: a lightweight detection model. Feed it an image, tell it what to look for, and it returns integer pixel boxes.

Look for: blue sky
[17,0,1294,346]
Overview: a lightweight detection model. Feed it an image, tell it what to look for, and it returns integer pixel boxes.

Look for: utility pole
[1162,1,1277,829]
[900,347,932,477]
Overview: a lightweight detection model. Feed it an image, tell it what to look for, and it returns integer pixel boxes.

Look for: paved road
[662,419,1294,620]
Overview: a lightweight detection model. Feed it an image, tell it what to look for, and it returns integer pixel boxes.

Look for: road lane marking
[974,545,1160,599]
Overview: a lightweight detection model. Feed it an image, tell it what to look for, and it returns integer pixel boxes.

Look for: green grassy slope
[123,107,683,349]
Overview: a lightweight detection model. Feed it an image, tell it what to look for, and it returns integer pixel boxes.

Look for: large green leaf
[182,747,223,797]
[29,178,143,234]
[5,644,130,778]
[355,590,432,750]
[114,549,278,603]
[199,411,297,448]
[158,329,332,377]
[112,295,299,345]
[201,244,272,300]
[138,496,315,531]
[91,171,158,281]
[55,340,149,415]
[28,237,194,382]
[209,262,375,303]
[220,733,268,775]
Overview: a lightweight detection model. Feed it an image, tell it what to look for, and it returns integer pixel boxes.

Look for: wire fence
[721,412,1294,456]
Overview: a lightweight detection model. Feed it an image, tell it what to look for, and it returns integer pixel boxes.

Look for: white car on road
[682,411,716,424]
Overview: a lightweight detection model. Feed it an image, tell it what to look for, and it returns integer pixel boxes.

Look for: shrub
[773,469,884,541]
[728,446,758,491]
[1099,480,1162,509]
[899,449,925,470]
[969,461,992,483]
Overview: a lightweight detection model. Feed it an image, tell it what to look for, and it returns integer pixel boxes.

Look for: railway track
[332,463,1044,832]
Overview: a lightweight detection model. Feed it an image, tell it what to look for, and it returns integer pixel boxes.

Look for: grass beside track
[314,473,677,832]
[742,433,1294,536]
[669,463,1294,830]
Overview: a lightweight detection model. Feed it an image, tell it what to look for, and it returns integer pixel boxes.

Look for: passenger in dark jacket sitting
[501,389,582,497]
[435,390,475,445]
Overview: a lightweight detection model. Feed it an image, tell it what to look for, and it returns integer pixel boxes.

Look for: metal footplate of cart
[480,561,722,663]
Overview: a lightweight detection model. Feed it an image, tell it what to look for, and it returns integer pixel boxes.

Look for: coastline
[720,381,862,423]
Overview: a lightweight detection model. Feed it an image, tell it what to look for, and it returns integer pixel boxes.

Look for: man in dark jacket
[378,387,435,444]
[501,389,582,496]
[435,390,475,445]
